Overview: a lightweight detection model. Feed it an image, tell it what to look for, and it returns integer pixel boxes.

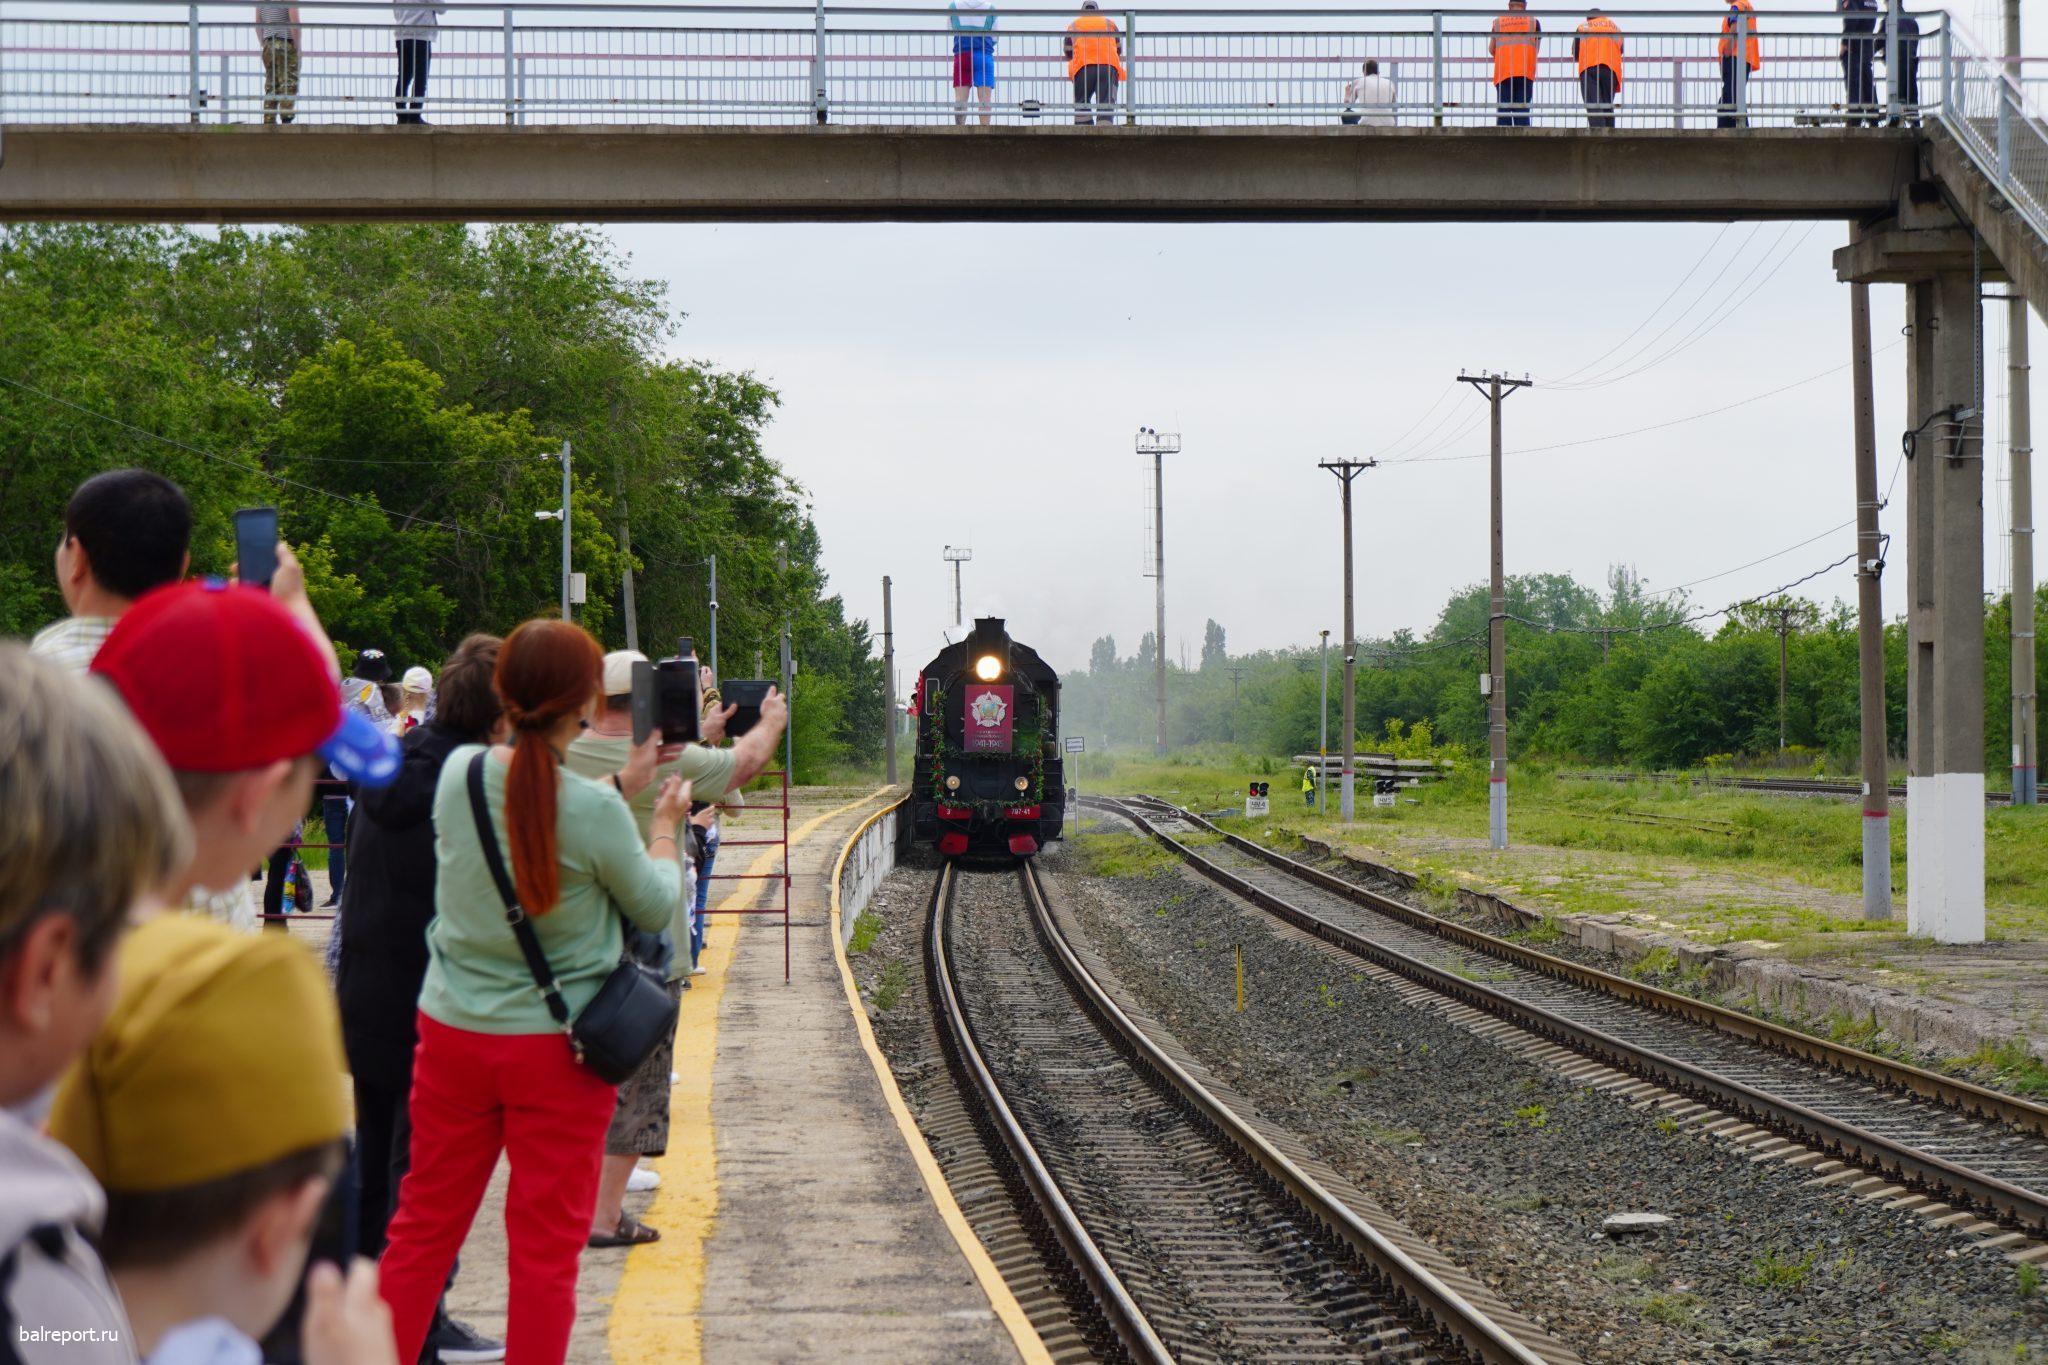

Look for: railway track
[1561,770,2017,805]
[1100,793,2048,1243]
[927,859,1571,1364]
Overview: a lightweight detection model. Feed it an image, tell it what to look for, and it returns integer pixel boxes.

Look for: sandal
[588,1215,661,1248]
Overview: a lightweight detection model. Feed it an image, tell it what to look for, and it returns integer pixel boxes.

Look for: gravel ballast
[1035,829,2048,1363]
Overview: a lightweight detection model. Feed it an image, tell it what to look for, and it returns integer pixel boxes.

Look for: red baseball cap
[91,579,400,786]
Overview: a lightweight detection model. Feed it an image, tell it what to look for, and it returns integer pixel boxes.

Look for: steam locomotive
[910,617,1066,858]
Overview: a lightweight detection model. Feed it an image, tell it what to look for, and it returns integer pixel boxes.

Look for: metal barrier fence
[1938,16,2048,253]
[0,1,1969,129]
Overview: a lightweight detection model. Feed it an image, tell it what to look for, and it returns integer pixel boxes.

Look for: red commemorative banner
[962,684,1015,752]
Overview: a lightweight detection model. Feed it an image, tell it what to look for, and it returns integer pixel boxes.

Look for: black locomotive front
[910,617,1065,858]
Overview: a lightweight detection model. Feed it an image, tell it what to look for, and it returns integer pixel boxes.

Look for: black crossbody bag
[465,752,677,1085]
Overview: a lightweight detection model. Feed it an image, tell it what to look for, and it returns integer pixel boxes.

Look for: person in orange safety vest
[1065,0,1125,126]
[1489,0,1541,127]
[1574,10,1622,128]
[1718,0,1760,127]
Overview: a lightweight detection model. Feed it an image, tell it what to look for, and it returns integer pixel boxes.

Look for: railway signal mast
[1139,428,1179,756]
[943,545,973,629]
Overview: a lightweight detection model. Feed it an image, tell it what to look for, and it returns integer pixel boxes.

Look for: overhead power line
[1391,339,1904,466]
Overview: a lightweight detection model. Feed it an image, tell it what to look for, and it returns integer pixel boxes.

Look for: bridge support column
[1905,271,1987,943]
[1839,215,1996,945]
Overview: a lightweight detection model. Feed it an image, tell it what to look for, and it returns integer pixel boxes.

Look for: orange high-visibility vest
[1490,12,1540,84]
[1067,14,1124,78]
[1720,0,1760,70]
[1576,15,1623,83]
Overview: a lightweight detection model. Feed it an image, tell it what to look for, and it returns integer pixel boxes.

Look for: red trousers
[378,1013,617,1365]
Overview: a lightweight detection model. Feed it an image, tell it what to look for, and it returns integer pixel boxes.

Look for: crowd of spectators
[2,466,789,1365]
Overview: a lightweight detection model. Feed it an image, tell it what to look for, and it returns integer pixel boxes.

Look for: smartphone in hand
[233,506,280,591]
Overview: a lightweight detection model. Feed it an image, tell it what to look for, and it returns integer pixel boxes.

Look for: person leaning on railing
[1840,0,1881,127]
[1065,0,1124,126]
[1574,9,1623,129]
[254,6,301,125]
[393,3,446,125]
[1490,0,1541,127]
[1718,0,1761,128]
[374,618,686,1364]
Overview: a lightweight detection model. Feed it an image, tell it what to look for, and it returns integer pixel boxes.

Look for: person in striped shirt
[949,0,997,126]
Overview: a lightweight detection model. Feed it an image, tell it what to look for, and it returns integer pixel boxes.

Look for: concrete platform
[521,785,1032,1363]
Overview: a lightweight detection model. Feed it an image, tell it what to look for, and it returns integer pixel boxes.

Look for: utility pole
[1776,603,1794,752]
[1139,428,1180,756]
[708,554,720,677]
[2001,0,2037,811]
[533,441,574,620]
[882,575,898,786]
[1319,459,1377,820]
[1227,665,1246,742]
[1850,278,1892,920]
[1459,371,1532,851]
[1318,629,1330,814]
[617,478,638,652]
[559,441,572,621]
[943,545,972,629]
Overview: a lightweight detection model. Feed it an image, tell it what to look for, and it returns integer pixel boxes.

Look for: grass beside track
[1077,753,2048,955]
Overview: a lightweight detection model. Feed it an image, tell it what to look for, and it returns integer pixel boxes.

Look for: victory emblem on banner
[962,684,1015,752]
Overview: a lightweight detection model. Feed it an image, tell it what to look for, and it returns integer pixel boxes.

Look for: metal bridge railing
[1937,17,2048,249]
[0,2,1958,129]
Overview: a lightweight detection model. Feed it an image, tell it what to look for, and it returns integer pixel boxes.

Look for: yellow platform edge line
[608,785,897,1364]
[828,800,1053,1365]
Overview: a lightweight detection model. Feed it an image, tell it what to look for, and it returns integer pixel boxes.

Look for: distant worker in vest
[1717,0,1760,128]
[1066,1,1125,126]
[1342,59,1398,127]
[1886,1,1921,126]
[1574,10,1622,128]
[949,0,997,126]
[1839,0,1879,126]
[1302,763,1318,808]
[1489,0,1541,127]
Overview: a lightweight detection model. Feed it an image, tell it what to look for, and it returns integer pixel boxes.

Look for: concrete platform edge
[828,801,1051,1365]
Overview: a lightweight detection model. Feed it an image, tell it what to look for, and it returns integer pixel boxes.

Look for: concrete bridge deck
[0,123,1922,224]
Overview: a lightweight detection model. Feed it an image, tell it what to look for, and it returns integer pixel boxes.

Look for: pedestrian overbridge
[4,0,2044,940]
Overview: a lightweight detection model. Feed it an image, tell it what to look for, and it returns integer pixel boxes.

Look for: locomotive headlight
[1014,776,1030,792]
[945,775,961,791]
[974,654,1003,681]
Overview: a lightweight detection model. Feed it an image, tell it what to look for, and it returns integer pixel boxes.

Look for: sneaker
[689,965,708,977]
[433,1317,504,1363]
[627,1164,662,1193]
[670,1071,680,1085]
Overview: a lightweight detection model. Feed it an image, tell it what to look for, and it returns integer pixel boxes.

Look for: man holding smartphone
[565,652,788,1240]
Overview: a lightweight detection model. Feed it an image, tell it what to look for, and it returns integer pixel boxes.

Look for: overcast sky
[25,2,2037,677]
[608,219,2039,676]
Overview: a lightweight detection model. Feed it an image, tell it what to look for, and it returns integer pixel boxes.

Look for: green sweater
[420,745,683,1035]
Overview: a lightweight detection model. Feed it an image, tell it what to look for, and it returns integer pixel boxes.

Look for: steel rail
[925,861,1172,1365]
[1101,794,2048,1236]
[1013,859,1550,1365]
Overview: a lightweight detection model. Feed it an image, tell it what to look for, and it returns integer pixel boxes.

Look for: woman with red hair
[378,618,689,1364]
